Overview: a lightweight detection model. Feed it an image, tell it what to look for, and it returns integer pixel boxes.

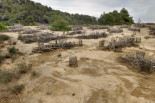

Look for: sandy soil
[0,26,155,103]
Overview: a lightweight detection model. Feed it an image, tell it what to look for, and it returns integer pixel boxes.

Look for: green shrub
[50,16,72,31]
[0,34,10,42]
[8,84,25,94]
[0,23,8,31]
[57,54,61,57]
[8,47,19,54]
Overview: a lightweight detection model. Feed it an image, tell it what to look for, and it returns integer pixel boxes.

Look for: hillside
[0,0,97,25]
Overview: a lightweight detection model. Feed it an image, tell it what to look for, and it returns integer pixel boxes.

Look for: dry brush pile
[71,25,83,31]
[149,26,155,36]
[76,32,107,39]
[67,30,83,35]
[8,24,23,32]
[99,36,141,52]
[107,27,123,33]
[32,40,83,53]
[128,27,141,32]
[119,51,155,73]
[38,25,51,30]
[88,25,109,30]
[18,32,68,43]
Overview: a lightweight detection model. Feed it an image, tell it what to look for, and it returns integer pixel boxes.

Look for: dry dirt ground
[0,26,155,103]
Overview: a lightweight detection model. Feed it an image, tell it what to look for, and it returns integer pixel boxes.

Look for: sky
[32,0,155,23]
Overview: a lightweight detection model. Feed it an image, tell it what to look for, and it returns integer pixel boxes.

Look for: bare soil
[0,26,155,103]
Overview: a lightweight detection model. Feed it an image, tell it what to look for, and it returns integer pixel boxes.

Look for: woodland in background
[0,0,134,26]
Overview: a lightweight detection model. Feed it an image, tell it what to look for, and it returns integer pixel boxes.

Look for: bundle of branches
[100,36,141,51]
[107,27,123,33]
[8,24,23,32]
[20,28,39,34]
[119,51,155,73]
[32,40,82,53]
[76,32,107,39]
[128,27,140,32]
[18,32,68,43]
[120,25,130,28]
[88,25,109,30]
[71,25,83,31]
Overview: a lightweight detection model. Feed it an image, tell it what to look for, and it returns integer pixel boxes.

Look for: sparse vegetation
[0,70,12,83]
[0,23,8,31]
[0,62,32,84]
[7,84,25,94]
[8,47,19,54]
[0,34,10,42]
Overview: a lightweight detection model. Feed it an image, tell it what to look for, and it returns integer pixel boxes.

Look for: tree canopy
[98,8,134,25]
[0,0,134,26]
[0,0,97,25]
[50,16,72,31]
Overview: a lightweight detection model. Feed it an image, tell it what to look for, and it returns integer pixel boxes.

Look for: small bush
[0,70,12,83]
[8,84,25,94]
[17,62,32,74]
[50,16,72,31]
[57,54,61,57]
[0,23,8,31]
[8,47,19,54]
[119,52,155,73]
[0,62,32,84]
[0,34,10,42]
[13,42,17,45]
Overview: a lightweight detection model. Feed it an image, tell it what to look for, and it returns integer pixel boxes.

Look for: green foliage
[98,8,134,25]
[0,0,97,25]
[0,34,10,42]
[0,23,8,31]
[51,16,72,31]
[57,53,62,57]
[8,47,19,54]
